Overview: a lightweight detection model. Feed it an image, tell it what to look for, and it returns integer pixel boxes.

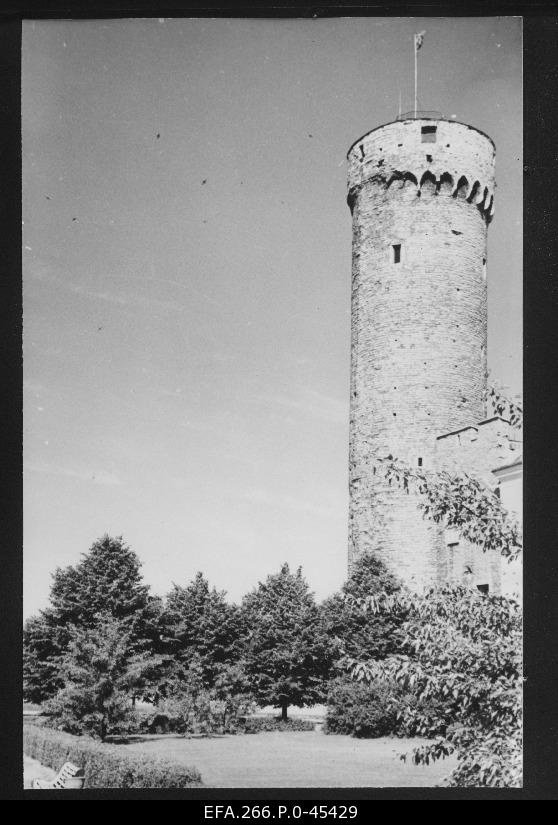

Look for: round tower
[347,116,496,590]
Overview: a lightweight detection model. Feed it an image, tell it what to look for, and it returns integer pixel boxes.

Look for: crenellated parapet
[347,118,496,221]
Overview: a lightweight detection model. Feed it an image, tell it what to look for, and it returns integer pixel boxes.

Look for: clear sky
[23,16,522,617]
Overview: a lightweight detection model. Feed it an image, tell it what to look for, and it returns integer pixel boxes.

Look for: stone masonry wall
[436,417,523,596]
[347,118,496,591]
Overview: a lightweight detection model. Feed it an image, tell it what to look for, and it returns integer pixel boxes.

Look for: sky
[22,16,522,617]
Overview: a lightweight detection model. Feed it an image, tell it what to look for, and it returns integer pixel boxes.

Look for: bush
[325,677,447,739]
[24,723,202,788]
[242,716,316,733]
[325,677,397,737]
[157,690,254,736]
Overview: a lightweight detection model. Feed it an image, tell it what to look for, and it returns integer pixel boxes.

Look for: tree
[45,614,164,741]
[158,572,244,695]
[320,552,407,664]
[347,584,522,787]
[48,534,160,639]
[23,609,68,703]
[24,535,163,704]
[240,563,332,720]
[347,388,523,786]
[374,457,522,560]
[484,379,523,429]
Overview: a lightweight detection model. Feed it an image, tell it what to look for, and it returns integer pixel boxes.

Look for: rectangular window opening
[421,125,437,143]
[477,584,489,595]
[417,457,423,467]
[392,244,401,264]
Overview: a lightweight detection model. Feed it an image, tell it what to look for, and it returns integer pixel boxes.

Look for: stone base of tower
[348,485,448,593]
[348,414,522,600]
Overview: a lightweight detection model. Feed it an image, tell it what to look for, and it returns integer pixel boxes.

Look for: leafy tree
[49,534,161,641]
[158,572,244,695]
[484,380,523,429]
[348,411,523,786]
[24,535,163,704]
[45,614,164,741]
[241,563,332,720]
[374,456,522,560]
[347,584,522,787]
[23,609,68,703]
[320,552,407,664]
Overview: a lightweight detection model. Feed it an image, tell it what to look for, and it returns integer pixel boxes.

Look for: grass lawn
[120,731,457,787]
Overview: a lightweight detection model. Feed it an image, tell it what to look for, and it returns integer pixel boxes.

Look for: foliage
[240,563,333,719]
[24,535,163,704]
[484,381,523,429]
[320,553,407,664]
[24,723,202,788]
[44,615,166,741]
[157,689,253,736]
[374,456,522,560]
[325,675,448,739]
[325,676,399,738]
[157,572,244,695]
[48,534,162,642]
[347,584,522,787]
[242,716,316,733]
[23,609,68,703]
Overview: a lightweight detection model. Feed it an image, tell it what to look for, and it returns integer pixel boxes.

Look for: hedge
[24,724,202,788]
[243,716,316,733]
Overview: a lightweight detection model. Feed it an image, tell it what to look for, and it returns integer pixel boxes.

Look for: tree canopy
[24,535,162,703]
[158,572,243,694]
[45,614,164,741]
[240,563,332,719]
[347,584,522,787]
[320,552,407,664]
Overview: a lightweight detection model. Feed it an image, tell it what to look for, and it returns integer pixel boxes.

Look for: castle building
[346,114,522,597]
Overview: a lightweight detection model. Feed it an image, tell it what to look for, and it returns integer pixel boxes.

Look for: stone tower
[347,116,496,591]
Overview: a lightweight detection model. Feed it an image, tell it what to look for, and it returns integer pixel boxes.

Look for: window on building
[421,125,437,143]
[477,584,489,595]
[417,457,423,467]
[392,244,401,264]
[482,257,487,281]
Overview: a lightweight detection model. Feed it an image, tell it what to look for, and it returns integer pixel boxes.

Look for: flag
[415,31,426,51]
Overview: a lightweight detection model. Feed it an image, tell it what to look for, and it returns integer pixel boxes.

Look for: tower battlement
[347,119,495,221]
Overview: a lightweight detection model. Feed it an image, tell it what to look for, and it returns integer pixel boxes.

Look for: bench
[32,761,85,789]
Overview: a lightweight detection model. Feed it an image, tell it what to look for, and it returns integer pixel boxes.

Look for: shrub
[158,690,254,735]
[24,723,202,788]
[325,676,447,739]
[242,716,316,733]
[325,677,398,738]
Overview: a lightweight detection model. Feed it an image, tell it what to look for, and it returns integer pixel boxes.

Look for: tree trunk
[280,700,288,722]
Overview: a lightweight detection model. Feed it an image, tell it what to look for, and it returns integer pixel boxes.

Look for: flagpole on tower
[414,36,417,117]
[414,31,425,118]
